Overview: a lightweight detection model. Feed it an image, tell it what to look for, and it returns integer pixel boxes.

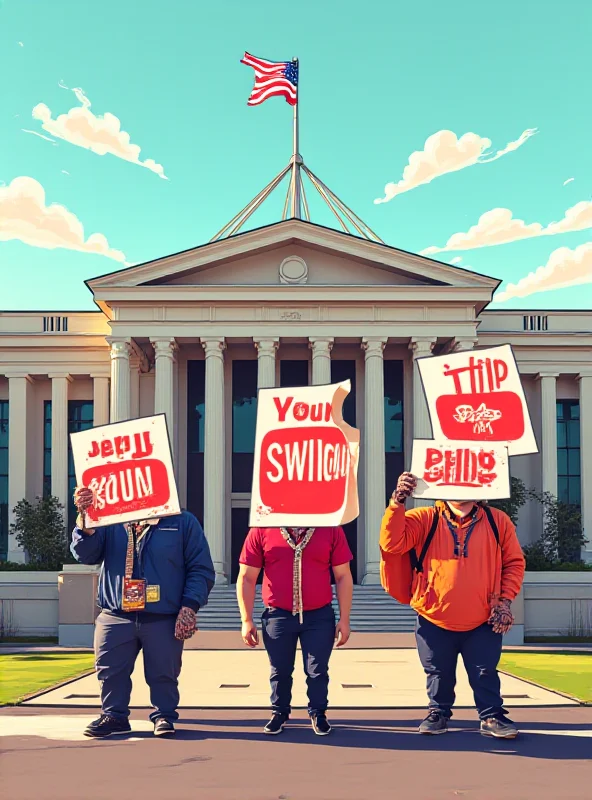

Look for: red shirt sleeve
[331,526,353,567]
[239,527,264,568]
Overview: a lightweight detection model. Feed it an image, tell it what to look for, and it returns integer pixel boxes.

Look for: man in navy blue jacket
[72,487,215,738]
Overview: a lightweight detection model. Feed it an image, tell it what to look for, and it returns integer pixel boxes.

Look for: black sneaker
[480,717,518,739]
[83,714,131,738]
[419,710,449,735]
[154,718,176,737]
[264,713,288,735]
[311,712,332,736]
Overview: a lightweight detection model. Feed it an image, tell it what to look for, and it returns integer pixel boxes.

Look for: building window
[232,360,258,492]
[186,361,206,523]
[0,401,8,561]
[43,316,68,332]
[43,401,52,498]
[280,359,309,387]
[523,315,548,332]
[384,361,404,505]
[557,400,580,506]
[67,401,94,531]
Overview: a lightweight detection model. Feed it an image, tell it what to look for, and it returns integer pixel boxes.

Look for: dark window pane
[570,403,580,420]
[557,449,568,476]
[187,361,206,454]
[556,401,565,421]
[232,361,257,454]
[384,360,404,454]
[0,450,7,474]
[567,420,580,448]
[568,448,581,477]
[557,476,569,504]
[569,478,581,507]
[280,360,309,388]
[331,360,356,428]
[557,422,567,448]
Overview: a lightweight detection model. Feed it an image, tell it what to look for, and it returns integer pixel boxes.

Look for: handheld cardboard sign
[70,414,180,528]
[417,344,538,456]
[250,381,360,527]
[410,440,510,500]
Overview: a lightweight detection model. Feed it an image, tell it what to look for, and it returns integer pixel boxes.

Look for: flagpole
[290,57,302,219]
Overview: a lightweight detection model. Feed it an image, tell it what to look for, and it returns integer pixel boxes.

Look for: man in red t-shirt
[237,525,353,736]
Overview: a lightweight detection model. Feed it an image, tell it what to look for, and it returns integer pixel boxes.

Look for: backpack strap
[481,504,500,546]
[412,509,440,574]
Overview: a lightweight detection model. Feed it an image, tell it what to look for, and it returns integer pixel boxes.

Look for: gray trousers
[94,610,184,722]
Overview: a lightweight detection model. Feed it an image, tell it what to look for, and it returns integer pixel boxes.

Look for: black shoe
[480,716,518,739]
[264,713,288,735]
[419,710,449,735]
[154,718,176,737]
[311,712,332,736]
[83,714,131,738]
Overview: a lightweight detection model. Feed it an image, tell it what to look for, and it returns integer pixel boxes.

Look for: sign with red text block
[70,414,180,527]
[417,344,538,456]
[250,381,360,527]
[410,440,510,500]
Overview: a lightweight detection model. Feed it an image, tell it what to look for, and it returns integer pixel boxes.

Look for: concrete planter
[524,571,592,638]
[0,571,60,637]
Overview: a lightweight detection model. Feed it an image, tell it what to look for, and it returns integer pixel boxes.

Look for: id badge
[122,578,146,611]
[146,585,160,603]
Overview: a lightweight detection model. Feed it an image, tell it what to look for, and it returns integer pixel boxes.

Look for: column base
[582,549,592,564]
[59,623,95,648]
[214,570,228,586]
[7,547,25,564]
[502,624,524,646]
[361,565,381,585]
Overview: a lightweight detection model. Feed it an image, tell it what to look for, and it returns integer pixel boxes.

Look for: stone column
[361,337,387,584]
[49,374,72,519]
[410,337,437,440]
[108,339,131,423]
[254,338,278,389]
[201,337,227,583]
[538,373,559,499]
[578,374,592,560]
[6,374,33,562]
[92,376,110,427]
[151,338,177,449]
[130,356,141,420]
[310,337,334,385]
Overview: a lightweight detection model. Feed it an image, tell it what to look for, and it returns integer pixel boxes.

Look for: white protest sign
[410,439,511,500]
[417,344,538,456]
[250,381,360,527]
[70,414,180,528]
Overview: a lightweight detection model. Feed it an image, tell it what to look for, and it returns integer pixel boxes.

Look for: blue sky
[1,0,591,310]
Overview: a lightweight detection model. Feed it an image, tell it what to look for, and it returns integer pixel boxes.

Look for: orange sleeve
[379,501,431,555]
[498,512,526,600]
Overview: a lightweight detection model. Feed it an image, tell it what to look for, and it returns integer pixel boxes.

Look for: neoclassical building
[1,219,591,577]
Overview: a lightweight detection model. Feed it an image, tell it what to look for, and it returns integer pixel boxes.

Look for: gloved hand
[175,606,198,640]
[488,598,514,634]
[392,472,417,504]
[73,486,94,512]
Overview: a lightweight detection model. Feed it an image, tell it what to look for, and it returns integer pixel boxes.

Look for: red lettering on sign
[259,426,350,514]
[422,447,498,487]
[442,357,510,395]
[87,431,154,461]
[82,458,169,521]
[272,396,333,424]
[436,391,524,442]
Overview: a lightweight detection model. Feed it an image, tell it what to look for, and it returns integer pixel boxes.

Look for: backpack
[379,503,500,605]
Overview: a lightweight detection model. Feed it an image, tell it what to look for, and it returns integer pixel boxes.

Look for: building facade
[1,220,591,578]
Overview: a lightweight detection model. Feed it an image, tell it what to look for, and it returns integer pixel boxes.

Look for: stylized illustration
[70,414,180,526]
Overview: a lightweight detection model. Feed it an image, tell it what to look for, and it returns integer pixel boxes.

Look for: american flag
[241,52,298,107]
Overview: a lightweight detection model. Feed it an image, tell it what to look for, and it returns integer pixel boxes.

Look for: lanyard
[124,523,150,579]
[279,527,315,623]
[444,515,478,559]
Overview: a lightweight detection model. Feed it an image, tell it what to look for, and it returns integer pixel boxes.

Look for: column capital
[201,337,226,359]
[107,338,132,360]
[536,372,560,380]
[361,337,387,358]
[5,373,35,383]
[576,372,592,381]
[90,372,110,380]
[254,337,279,355]
[409,337,437,359]
[309,337,334,353]
[48,373,73,382]
[151,337,178,359]
[451,337,478,352]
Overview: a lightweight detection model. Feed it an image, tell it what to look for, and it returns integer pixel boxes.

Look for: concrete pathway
[23,648,576,709]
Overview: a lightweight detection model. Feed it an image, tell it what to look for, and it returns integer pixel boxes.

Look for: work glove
[73,486,94,512]
[175,606,198,640]
[392,472,417,504]
[488,598,514,634]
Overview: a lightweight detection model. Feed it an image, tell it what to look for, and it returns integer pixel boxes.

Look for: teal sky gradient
[1,0,591,310]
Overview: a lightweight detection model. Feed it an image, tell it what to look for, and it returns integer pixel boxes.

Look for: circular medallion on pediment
[279,255,308,284]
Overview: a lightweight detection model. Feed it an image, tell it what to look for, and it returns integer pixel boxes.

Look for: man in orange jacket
[380,472,525,739]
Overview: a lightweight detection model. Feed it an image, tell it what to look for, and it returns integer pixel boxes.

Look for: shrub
[9,495,69,570]
[522,490,588,571]
[490,476,528,525]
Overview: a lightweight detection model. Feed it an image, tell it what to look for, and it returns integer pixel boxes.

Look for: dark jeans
[261,604,336,717]
[415,615,507,720]
[94,610,184,723]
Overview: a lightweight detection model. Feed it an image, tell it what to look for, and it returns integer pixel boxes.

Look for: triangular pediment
[86,220,500,292]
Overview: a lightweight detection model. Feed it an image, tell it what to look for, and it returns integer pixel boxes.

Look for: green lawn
[0,653,95,706]
[500,651,592,703]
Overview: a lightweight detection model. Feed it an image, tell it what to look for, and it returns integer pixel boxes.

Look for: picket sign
[410,439,511,500]
[417,344,538,457]
[250,381,360,527]
[70,414,180,528]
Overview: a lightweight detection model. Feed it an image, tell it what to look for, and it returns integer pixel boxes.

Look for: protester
[237,525,353,736]
[71,486,215,738]
[380,472,525,739]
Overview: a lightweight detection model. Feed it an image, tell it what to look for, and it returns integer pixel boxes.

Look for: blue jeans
[261,604,336,717]
[94,610,184,723]
[415,615,507,720]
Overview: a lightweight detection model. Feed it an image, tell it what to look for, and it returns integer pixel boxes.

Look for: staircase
[198,585,416,632]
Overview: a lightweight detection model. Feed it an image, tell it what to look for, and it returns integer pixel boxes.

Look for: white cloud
[563,177,574,186]
[374,128,537,204]
[0,176,128,263]
[22,128,58,145]
[495,243,592,301]
[61,170,70,176]
[449,256,463,264]
[31,84,168,179]
[421,200,592,254]
[18,42,24,47]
